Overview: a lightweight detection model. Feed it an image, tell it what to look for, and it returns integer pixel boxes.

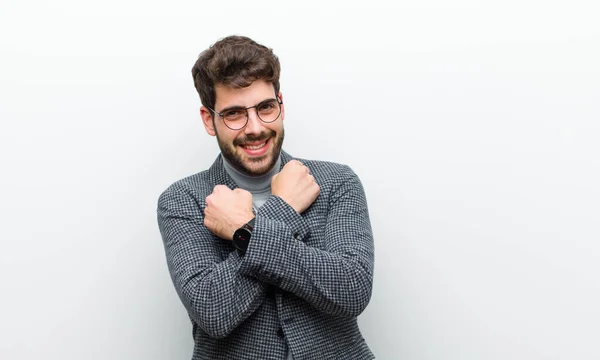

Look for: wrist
[232,217,256,253]
[229,212,254,238]
[272,194,299,213]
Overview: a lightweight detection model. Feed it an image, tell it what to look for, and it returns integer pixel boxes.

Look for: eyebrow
[218,97,278,113]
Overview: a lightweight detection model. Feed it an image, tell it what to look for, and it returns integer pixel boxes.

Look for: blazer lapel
[279,150,293,168]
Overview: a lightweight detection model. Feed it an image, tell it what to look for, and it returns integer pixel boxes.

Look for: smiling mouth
[241,141,268,150]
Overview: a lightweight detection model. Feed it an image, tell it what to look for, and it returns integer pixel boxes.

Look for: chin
[242,157,275,175]
[241,148,280,173]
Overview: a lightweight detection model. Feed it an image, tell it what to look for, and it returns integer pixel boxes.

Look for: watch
[232,218,255,253]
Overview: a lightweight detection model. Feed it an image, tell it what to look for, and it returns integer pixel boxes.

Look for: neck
[222,155,281,192]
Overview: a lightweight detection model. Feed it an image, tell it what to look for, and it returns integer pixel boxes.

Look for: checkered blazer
[157,151,375,360]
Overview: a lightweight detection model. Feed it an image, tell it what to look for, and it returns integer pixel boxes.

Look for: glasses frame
[207,96,284,131]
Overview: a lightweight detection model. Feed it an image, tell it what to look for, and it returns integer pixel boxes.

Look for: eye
[223,109,245,118]
[258,101,276,112]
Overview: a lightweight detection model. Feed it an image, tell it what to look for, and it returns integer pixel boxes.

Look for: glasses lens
[257,100,281,123]
[222,109,247,130]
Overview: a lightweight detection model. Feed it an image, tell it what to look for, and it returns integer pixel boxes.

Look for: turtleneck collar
[221,154,282,192]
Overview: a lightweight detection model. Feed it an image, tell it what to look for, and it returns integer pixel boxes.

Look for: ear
[278,92,285,122]
[200,106,216,136]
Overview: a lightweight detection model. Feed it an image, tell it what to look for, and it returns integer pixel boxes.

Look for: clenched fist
[271,160,320,214]
[204,185,254,240]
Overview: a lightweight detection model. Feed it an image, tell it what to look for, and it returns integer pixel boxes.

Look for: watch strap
[233,217,255,254]
[245,217,255,231]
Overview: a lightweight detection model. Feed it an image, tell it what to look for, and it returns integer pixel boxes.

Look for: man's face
[200,80,285,176]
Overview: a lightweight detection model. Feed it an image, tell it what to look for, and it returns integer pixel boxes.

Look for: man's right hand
[271,160,320,214]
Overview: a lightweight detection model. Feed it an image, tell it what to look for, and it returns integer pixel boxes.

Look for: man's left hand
[204,185,254,240]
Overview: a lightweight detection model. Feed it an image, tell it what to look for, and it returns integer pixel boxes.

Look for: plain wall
[1,0,599,359]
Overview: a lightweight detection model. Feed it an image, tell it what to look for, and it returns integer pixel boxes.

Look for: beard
[215,127,285,176]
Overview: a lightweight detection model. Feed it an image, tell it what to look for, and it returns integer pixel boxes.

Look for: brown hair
[191,35,281,112]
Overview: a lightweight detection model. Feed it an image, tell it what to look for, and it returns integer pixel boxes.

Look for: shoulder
[281,150,358,184]
[293,156,362,190]
[299,157,353,176]
[157,170,214,212]
[158,155,229,205]
[162,170,214,195]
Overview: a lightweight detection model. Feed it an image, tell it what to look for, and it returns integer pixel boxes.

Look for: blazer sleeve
[157,188,268,339]
[238,165,375,319]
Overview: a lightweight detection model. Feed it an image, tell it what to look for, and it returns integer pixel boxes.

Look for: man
[157,35,375,360]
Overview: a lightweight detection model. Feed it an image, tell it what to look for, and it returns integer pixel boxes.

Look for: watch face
[233,228,251,251]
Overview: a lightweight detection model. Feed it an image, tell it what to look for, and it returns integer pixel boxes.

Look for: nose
[243,108,264,135]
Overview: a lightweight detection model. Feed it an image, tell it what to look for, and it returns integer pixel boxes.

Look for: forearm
[158,189,267,339]
[169,250,267,338]
[239,194,374,318]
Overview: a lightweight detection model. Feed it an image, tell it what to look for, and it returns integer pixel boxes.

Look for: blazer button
[277,327,284,338]
[293,232,301,240]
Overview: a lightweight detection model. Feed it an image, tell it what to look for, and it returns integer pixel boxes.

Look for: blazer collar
[207,150,294,190]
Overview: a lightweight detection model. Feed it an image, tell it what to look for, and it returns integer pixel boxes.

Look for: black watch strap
[246,217,255,230]
[232,217,255,253]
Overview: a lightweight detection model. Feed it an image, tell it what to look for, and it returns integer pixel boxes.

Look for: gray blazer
[157,151,375,360]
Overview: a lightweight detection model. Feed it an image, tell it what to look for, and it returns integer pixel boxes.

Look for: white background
[1,0,599,359]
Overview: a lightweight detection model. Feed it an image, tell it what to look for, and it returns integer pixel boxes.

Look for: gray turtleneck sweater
[222,155,282,209]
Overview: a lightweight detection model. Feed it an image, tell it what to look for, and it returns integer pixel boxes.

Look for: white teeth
[243,142,266,150]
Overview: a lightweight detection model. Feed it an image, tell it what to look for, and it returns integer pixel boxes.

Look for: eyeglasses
[207,97,283,130]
